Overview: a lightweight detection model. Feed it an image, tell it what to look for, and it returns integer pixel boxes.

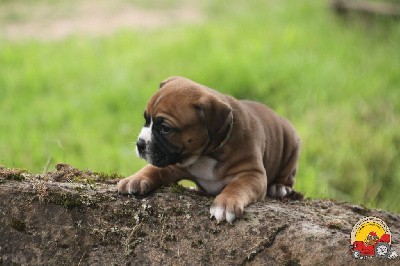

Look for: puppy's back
[241,100,301,181]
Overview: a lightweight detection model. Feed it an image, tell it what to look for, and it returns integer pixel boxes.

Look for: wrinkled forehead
[145,87,201,126]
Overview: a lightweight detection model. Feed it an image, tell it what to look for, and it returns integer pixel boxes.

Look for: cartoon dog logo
[364,231,379,246]
[350,216,398,259]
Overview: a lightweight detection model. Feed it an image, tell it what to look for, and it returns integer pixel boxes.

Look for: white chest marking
[186,157,225,195]
[187,157,217,180]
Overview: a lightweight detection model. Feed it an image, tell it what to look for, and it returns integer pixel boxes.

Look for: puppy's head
[136,76,233,167]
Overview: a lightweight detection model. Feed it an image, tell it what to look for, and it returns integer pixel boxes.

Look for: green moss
[94,171,124,182]
[50,193,95,209]
[75,186,84,192]
[5,170,26,181]
[170,184,186,194]
[71,177,95,185]
[8,174,25,181]
[60,197,82,208]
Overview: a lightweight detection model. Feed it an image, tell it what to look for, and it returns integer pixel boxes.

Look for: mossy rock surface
[0,164,399,265]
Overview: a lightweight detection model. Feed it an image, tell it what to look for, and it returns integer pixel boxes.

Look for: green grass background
[1,0,399,212]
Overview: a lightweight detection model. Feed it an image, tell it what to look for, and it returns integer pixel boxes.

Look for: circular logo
[351,216,391,245]
[350,216,395,259]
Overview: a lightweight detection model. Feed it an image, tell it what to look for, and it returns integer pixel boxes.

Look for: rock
[0,165,399,265]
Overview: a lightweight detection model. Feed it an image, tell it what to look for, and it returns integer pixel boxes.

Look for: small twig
[42,155,52,174]
[77,251,86,266]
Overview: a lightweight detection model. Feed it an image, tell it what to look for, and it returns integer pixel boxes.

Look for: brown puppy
[117,76,301,224]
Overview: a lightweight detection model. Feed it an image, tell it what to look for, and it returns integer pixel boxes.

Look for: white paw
[267,184,292,198]
[210,205,236,224]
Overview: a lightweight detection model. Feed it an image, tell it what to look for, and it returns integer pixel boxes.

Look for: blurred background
[0,0,399,212]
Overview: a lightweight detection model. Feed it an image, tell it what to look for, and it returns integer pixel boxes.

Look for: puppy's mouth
[136,119,184,167]
[135,143,148,162]
[136,139,183,168]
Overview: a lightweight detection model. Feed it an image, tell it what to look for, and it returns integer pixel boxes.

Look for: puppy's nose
[137,138,146,152]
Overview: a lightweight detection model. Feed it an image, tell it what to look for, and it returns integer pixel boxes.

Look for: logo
[350,216,398,260]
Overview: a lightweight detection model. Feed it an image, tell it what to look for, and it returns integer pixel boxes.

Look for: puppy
[117,76,301,224]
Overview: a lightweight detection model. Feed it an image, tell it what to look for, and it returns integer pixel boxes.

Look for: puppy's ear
[159,76,180,89]
[195,95,233,152]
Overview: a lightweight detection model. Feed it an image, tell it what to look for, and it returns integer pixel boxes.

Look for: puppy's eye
[160,125,171,134]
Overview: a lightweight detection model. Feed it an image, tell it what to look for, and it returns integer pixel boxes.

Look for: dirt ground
[1,164,399,264]
[0,0,203,40]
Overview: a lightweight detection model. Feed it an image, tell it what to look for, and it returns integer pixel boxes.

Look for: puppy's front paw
[117,175,152,195]
[267,183,293,198]
[210,195,244,224]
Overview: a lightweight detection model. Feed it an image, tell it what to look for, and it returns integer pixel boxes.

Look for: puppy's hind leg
[267,170,296,198]
[267,147,300,199]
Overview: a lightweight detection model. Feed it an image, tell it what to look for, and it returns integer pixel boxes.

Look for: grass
[1,0,400,212]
